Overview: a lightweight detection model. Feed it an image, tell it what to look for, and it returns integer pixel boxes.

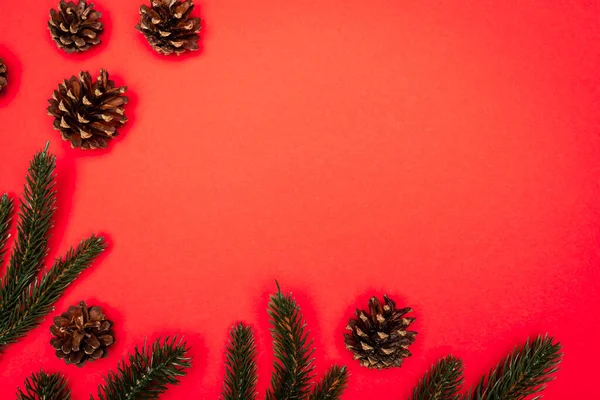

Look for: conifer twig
[1,145,56,312]
[0,236,106,347]
[0,145,106,352]
[309,365,349,400]
[466,335,562,400]
[409,355,464,400]
[221,323,258,400]
[96,336,192,400]
[266,283,316,400]
[17,370,71,400]
[0,193,14,266]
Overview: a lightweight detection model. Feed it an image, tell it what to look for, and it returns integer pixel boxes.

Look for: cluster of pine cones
[48,0,201,56]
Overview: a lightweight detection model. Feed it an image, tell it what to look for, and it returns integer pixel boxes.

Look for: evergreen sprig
[0,145,106,351]
[309,365,349,400]
[1,144,56,313]
[221,323,258,400]
[17,370,71,400]
[466,335,562,400]
[0,193,14,266]
[266,283,316,400]
[409,355,464,400]
[96,336,192,400]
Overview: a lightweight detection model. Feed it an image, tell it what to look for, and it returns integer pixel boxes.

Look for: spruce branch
[309,365,348,400]
[266,283,316,400]
[0,193,14,266]
[96,336,192,400]
[17,369,71,400]
[1,144,56,311]
[221,323,258,400]
[466,335,562,400]
[409,355,464,400]
[0,235,106,347]
[0,144,106,353]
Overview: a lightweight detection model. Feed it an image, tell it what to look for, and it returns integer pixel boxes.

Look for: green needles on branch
[408,335,562,400]
[221,284,349,400]
[17,370,71,400]
[467,335,562,400]
[409,356,464,400]
[0,144,106,351]
[221,323,259,400]
[96,336,192,400]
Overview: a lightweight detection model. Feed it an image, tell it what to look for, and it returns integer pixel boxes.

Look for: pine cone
[135,0,201,55]
[344,294,417,369]
[50,301,115,367]
[47,69,128,149]
[48,0,103,53]
[0,59,6,93]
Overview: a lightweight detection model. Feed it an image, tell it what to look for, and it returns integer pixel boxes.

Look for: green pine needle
[266,284,316,400]
[309,365,349,400]
[0,145,106,352]
[17,370,71,400]
[1,146,56,312]
[0,193,14,266]
[96,336,192,400]
[409,355,464,400]
[221,323,258,400]
[466,335,562,400]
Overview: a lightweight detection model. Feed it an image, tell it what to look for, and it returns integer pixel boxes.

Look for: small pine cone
[344,294,417,369]
[48,0,103,53]
[0,59,6,93]
[47,69,128,149]
[135,0,201,55]
[50,301,115,367]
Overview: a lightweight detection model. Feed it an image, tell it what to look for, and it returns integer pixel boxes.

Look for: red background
[1,0,599,398]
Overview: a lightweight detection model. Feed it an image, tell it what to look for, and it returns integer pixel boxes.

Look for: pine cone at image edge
[50,301,114,367]
[47,69,128,149]
[48,0,104,53]
[0,59,6,93]
[345,294,417,369]
[136,0,202,55]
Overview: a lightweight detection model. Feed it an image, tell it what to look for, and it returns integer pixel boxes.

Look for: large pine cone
[50,301,115,367]
[136,0,201,55]
[48,0,103,53]
[0,59,6,93]
[47,69,128,149]
[345,294,417,369]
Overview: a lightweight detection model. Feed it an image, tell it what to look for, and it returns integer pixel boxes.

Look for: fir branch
[0,193,14,266]
[266,283,316,400]
[409,355,464,400]
[1,144,56,311]
[17,369,71,400]
[309,365,348,400]
[96,336,192,400]
[466,335,562,400]
[221,323,258,400]
[0,235,106,348]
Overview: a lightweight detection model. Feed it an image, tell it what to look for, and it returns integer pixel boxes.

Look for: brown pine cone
[345,294,417,369]
[48,0,103,53]
[50,301,114,367]
[0,59,6,93]
[135,0,201,55]
[47,69,128,149]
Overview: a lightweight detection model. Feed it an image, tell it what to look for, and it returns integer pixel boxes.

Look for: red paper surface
[1,1,599,398]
